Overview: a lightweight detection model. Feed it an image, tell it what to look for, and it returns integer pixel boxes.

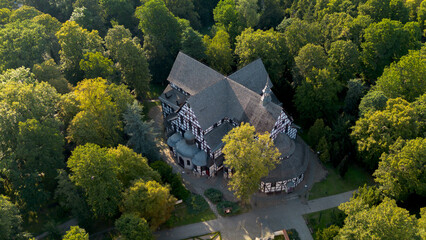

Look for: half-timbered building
[160,52,307,193]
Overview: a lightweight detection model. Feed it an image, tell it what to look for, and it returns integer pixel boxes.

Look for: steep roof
[187,78,282,133]
[228,59,273,95]
[167,52,225,95]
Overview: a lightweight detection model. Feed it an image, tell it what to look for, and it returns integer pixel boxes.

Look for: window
[197,127,201,136]
[186,160,191,166]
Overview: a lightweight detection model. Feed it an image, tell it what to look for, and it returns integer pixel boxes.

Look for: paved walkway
[155,190,354,240]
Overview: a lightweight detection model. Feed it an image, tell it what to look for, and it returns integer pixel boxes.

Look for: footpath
[155,190,354,240]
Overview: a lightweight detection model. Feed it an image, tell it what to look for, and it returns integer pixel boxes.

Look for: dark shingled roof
[204,122,234,152]
[167,52,225,95]
[263,135,309,182]
[187,78,282,133]
[159,84,188,110]
[228,59,273,95]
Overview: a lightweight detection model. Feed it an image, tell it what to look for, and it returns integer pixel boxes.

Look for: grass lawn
[303,207,345,239]
[163,194,216,228]
[308,164,374,200]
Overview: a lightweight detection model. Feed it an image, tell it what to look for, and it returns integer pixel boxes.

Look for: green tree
[358,0,409,23]
[203,30,234,74]
[150,161,190,200]
[9,5,42,22]
[180,19,206,61]
[121,180,176,230]
[257,0,284,29]
[294,69,342,124]
[235,28,292,86]
[164,0,201,29]
[56,21,103,84]
[115,214,154,240]
[79,52,114,79]
[123,101,160,162]
[294,44,328,80]
[320,12,353,49]
[351,97,424,169]
[236,0,259,28]
[135,0,181,83]
[100,0,136,29]
[33,59,70,94]
[327,40,360,83]
[419,207,426,240]
[108,144,160,188]
[338,198,419,239]
[0,67,36,84]
[374,138,426,200]
[0,8,11,24]
[281,18,321,56]
[0,20,50,72]
[419,0,426,29]
[307,118,331,147]
[213,0,243,39]
[374,47,426,102]
[0,81,62,211]
[68,78,133,147]
[0,195,26,240]
[344,79,367,115]
[317,136,330,163]
[71,0,106,34]
[105,25,152,96]
[55,170,91,225]
[62,226,89,240]
[358,90,388,117]
[222,123,280,204]
[316,225,340,240]
[68,143,122,218]
[361,19,417,80]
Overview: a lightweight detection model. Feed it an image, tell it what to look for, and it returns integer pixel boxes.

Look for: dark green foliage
[150,161,190,200]
[204,188,223,204]
[193,0,219,27]
[136,0,182,83]
[123,101,160,162]
[286,229,301,240]
[0,20,50,72]
[180,21,206,61]
[358,90,388,117]
[316,225,340,240]
[307,119,331,147]
[257,0,284,29]
[327,40,360,83]
[361,19,419,81]
[0,195,27,240]
[115,214,154,240]
[344,79,367,116]
[217,200,240,216]
[184,194,209,214]
[71,0,106,34]
[100,0,137,30]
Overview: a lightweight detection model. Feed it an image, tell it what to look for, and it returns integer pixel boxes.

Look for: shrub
[150,161,190,200]
[184,194,209,214]
[217,201,240,216]
[204,188,223,204]
[287,228,301,240]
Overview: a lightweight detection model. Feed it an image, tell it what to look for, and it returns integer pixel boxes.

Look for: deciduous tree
[374,47,426,102]
[351,96,424,169]
[121,180,176,230]
[56,21,103,84]
[338,198,419,239]
[222,123,280,204]
[203,30,234,74]
[235,28,291,85]
[115,214,154,240]
[374,138,426,200]
[68,143,122,218]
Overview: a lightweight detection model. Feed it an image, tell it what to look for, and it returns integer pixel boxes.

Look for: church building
[159,52,308,193]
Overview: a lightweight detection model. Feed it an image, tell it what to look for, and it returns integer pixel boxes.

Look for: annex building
[160,52,308,193]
